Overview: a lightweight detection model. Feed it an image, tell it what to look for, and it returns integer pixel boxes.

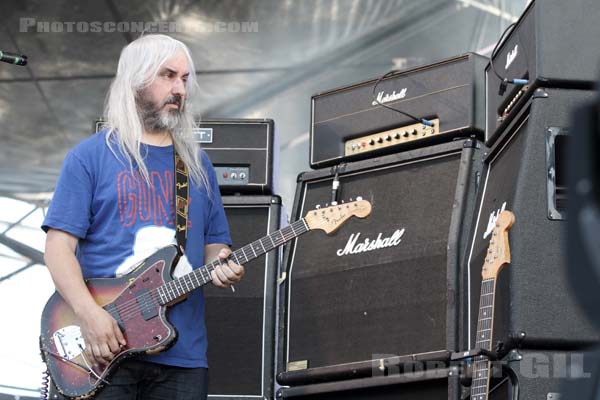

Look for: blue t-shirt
[42,130,232,368]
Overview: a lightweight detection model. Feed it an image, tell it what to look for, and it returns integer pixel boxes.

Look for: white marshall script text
[336,229,406,256]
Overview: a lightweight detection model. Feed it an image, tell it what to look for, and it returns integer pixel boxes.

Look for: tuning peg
[349,198,353,202]
[341,200,345,204]
[356,196,363,201]
[316,204,321,209]
[325,203,329,207]
[331,201,338,206]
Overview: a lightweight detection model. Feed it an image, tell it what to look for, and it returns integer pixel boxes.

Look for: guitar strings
[105,221,306,324]
[108,223,302,322]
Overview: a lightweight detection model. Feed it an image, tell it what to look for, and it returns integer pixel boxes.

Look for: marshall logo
[505,44,518,70]
[483,201,507,240]
[371,88,407,106]
[336,228,405,256]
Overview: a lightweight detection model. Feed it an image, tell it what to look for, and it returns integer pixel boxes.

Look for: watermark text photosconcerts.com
[19,18,259,34]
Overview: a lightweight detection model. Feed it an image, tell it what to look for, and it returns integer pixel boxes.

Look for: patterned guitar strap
[174,148,189,252]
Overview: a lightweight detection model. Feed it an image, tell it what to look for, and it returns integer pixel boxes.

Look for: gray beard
[137,94,182,133]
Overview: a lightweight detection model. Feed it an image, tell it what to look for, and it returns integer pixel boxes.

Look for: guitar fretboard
[470,277,496,400]
[155,219,309,304]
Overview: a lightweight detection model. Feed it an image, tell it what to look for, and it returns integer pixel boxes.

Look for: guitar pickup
[136,289,159,321]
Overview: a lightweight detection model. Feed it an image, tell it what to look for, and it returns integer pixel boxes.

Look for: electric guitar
[40,199,372,399]
[470,210,515,400]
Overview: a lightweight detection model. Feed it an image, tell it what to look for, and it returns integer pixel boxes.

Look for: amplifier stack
[277,0,600,398]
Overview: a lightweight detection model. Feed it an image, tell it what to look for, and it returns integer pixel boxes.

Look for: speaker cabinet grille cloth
[204,195,281,398]
[282,140,483,375]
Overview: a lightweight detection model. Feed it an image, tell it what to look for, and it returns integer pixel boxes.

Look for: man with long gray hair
[42,34,244,399]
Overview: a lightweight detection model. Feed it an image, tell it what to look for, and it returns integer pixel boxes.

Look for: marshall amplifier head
[279,139,485,383]
[94,118,275,195]
[310,53,487,169]
[485,0,600,145]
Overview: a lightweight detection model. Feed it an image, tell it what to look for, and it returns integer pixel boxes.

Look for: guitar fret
[258,238,267,253]
[191,271,201,288]
[201,267,210,283]
[241,246,249,263]
[301,218,309,231]
[157,286,165,303]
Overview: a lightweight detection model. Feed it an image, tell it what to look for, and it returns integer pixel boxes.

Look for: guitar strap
[174,148,189,252]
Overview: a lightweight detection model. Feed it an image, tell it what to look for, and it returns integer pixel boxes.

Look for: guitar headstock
[304,198,372,234]
[482,210,515,279]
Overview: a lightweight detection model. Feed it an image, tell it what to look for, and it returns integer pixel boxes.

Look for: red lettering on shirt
[117,170,175,227]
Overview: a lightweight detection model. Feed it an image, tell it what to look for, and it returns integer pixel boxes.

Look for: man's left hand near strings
[207,245,244,288]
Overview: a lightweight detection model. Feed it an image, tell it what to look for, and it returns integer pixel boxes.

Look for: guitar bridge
[52,325,85,360]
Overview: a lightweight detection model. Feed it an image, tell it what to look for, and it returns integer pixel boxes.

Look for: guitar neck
[470,277,497,400]
[157,218,309,303]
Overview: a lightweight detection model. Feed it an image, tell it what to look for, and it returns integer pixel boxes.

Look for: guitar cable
[371,71,435,127]
[489,22,529,96]
[40,369,50,400]
[40,346,111,386]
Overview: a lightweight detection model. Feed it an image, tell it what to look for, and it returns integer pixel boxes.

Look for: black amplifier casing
[485,0,600,145]
[197,118,275,195]
[206,195,281,399]
[463,88,600,355]
[310,53,487,169]
[94,118,275,195]
[279,139,484,385]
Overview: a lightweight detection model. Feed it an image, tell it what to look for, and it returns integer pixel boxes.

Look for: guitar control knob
[239,172,247,180]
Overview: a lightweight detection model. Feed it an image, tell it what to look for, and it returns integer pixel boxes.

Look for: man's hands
[209,247,245,289]
[44,229,127,367]
[77,305,126,366]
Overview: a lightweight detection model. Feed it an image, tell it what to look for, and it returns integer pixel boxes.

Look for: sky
[0,196,53,397]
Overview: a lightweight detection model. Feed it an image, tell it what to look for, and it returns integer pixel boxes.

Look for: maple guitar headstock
[482,210,515,280]
[304,198,372,234]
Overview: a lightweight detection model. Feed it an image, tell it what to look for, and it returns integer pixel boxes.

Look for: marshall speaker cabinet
[310,53,487,168]
[94,118,275,194]
[462,88,600,356]
[485,0,600,145]
[205,195,281,399]
[278,139,485,390]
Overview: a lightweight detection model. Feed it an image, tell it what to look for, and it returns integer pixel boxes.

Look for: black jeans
[49,360,208,400]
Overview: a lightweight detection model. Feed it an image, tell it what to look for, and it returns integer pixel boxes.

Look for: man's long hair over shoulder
[104,34,207,188]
